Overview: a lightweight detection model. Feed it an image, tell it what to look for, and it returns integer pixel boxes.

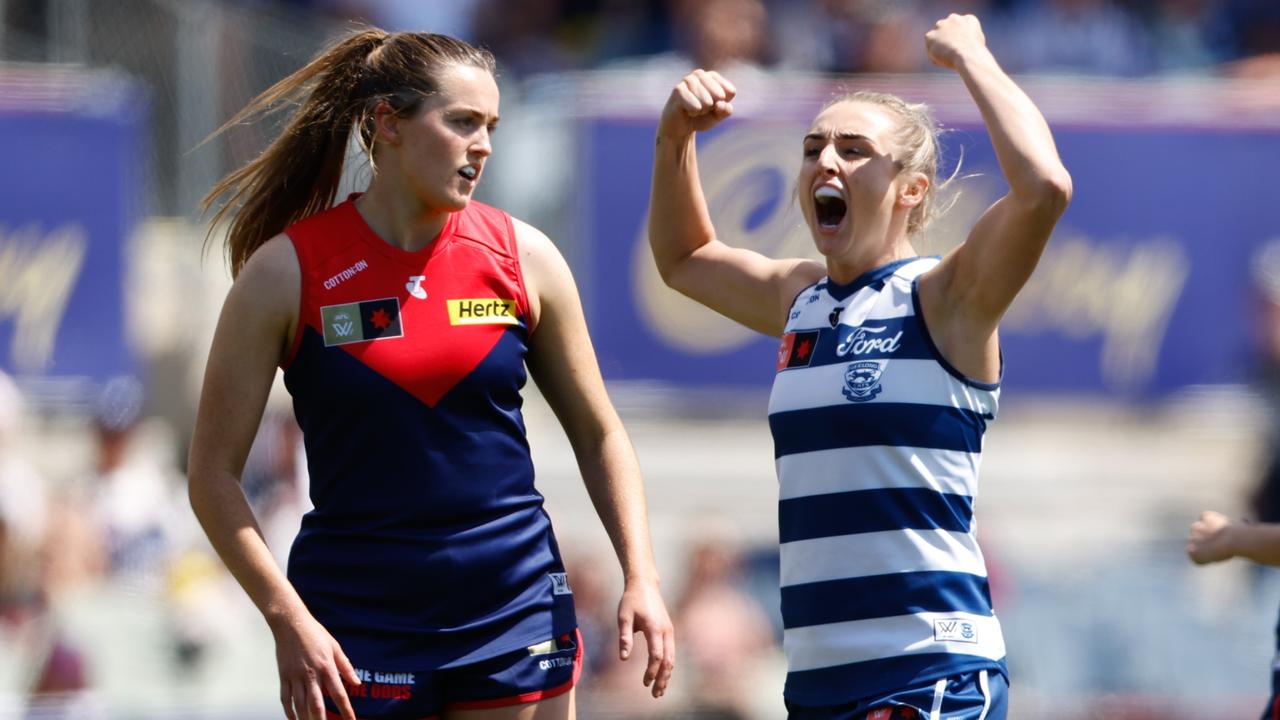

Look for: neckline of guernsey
[821,257,920,302]
[343,193,459,266]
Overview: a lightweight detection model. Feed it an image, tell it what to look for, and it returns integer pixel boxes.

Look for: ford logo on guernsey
[842,361,884,402]
[836,325,903,357]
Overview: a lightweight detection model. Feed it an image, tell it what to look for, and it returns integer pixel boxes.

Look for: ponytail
[199,27,495,277]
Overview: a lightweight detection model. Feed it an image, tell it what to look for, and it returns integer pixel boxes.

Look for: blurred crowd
[0,373,316,717]
[274,0,1280,79]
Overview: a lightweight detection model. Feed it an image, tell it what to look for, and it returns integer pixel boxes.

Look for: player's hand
[617,576,676,698]
[924,13,990,71]
[657,69,736,140]
[1187,510,1237,565]
[270,611,361,720]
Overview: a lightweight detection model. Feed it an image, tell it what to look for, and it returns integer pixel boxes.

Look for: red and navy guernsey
[281,197,576,669]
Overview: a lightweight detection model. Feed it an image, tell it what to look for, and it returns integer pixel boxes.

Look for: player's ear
[373,100,401,146]
[898,171,928,209]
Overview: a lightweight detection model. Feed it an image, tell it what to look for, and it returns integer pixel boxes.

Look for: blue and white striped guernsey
[768,256,1007,706]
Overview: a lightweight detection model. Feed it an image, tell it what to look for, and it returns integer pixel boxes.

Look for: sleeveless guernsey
[281,198,575,670]
[768,257,1006,705]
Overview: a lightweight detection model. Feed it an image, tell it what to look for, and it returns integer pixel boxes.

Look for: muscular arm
[517,219,675,697]
[917,14,1073,379]
[649,70,824,337]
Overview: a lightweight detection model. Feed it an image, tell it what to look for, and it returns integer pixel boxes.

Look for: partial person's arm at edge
[649,69,824,337]
[516,219,676,698]
[1188,510,1280,567]
[187,237,359,720]
[920,15,1073,337]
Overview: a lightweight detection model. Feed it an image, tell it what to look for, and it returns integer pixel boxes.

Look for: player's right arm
[1188,511,1280,567]
[648,70,825,338]
[187,236,358,720]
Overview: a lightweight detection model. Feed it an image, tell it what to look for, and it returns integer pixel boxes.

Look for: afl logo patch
[841,361,883,402]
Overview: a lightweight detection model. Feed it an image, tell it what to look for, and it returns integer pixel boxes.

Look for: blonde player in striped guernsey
[647,13,1071,720]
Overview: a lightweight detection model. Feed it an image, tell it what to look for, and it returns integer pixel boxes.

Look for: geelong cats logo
[842,361,884,402]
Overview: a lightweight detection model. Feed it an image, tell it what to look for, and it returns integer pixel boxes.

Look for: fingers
[280,678,298,720]
[649,625,676,698]
[618,609,634,661]
[642,628,663,690]
[306,677,326,720]
[323,665,358,720]
[334,645,362,691]
[695,69,736,104]
[676,69,736,117]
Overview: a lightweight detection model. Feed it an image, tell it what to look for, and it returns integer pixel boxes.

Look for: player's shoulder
[233,235,300,306]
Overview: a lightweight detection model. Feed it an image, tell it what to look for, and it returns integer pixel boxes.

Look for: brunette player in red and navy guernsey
[189,30,674,720]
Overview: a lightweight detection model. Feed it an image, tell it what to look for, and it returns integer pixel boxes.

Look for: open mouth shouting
[813,185,848,231]
[459,164,480,184]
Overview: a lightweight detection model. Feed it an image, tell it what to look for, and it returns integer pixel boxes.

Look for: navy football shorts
[324,629,582,720]
[786,669,1007,720]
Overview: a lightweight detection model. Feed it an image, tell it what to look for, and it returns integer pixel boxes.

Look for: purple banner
[573,73,1280,398]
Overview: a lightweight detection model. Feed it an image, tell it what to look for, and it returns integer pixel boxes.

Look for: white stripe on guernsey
[977,669,991,720]
[930,679,945,720]
[776,446,980,500]
[768,359,997,416]
[779,528,986,587]
[784,611,1005,672]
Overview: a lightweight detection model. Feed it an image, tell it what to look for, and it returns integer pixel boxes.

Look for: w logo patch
[320,298,403,346]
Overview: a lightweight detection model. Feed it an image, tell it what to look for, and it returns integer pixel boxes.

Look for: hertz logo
[447,298,519,326]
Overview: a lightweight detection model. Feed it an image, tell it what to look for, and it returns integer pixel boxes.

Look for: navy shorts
[324,630,582,720]
[786,669,1008,720]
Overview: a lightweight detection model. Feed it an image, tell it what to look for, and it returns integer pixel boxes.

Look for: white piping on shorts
[930,679,946,720]
[929,670,991,720]
[977,670,991,720]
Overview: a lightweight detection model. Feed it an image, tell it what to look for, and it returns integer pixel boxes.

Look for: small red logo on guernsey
[777,330,820,371]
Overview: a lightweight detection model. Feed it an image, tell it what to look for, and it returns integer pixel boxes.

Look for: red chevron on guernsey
[284,197,529,407]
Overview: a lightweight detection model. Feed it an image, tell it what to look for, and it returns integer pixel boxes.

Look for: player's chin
[441,191,473,212]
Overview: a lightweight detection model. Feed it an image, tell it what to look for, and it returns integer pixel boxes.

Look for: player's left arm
[1188,511,1280,567]
[916,14,1073,373]
[516,218,675,699]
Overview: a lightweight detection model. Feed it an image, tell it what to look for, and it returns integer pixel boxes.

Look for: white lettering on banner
[0,224,88,372]
[836,326,903,357]
[1002,234,1189,391]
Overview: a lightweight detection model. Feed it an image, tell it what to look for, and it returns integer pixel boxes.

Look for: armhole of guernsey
[501,209,534,337]
[909,273,1001,391]
[486,204,532,333]
[784,279,822,330]
[279,229,308,372]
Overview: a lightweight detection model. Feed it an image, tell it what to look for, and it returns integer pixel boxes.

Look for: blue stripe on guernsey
[821,258,919,301]
[785,654,1008,708]
[780,529,986,587]
[770,403,986,458]
[781,571,993,628]
[778,489,973,543]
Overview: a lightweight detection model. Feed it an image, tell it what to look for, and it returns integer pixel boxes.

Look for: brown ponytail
[199,27,496,277]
